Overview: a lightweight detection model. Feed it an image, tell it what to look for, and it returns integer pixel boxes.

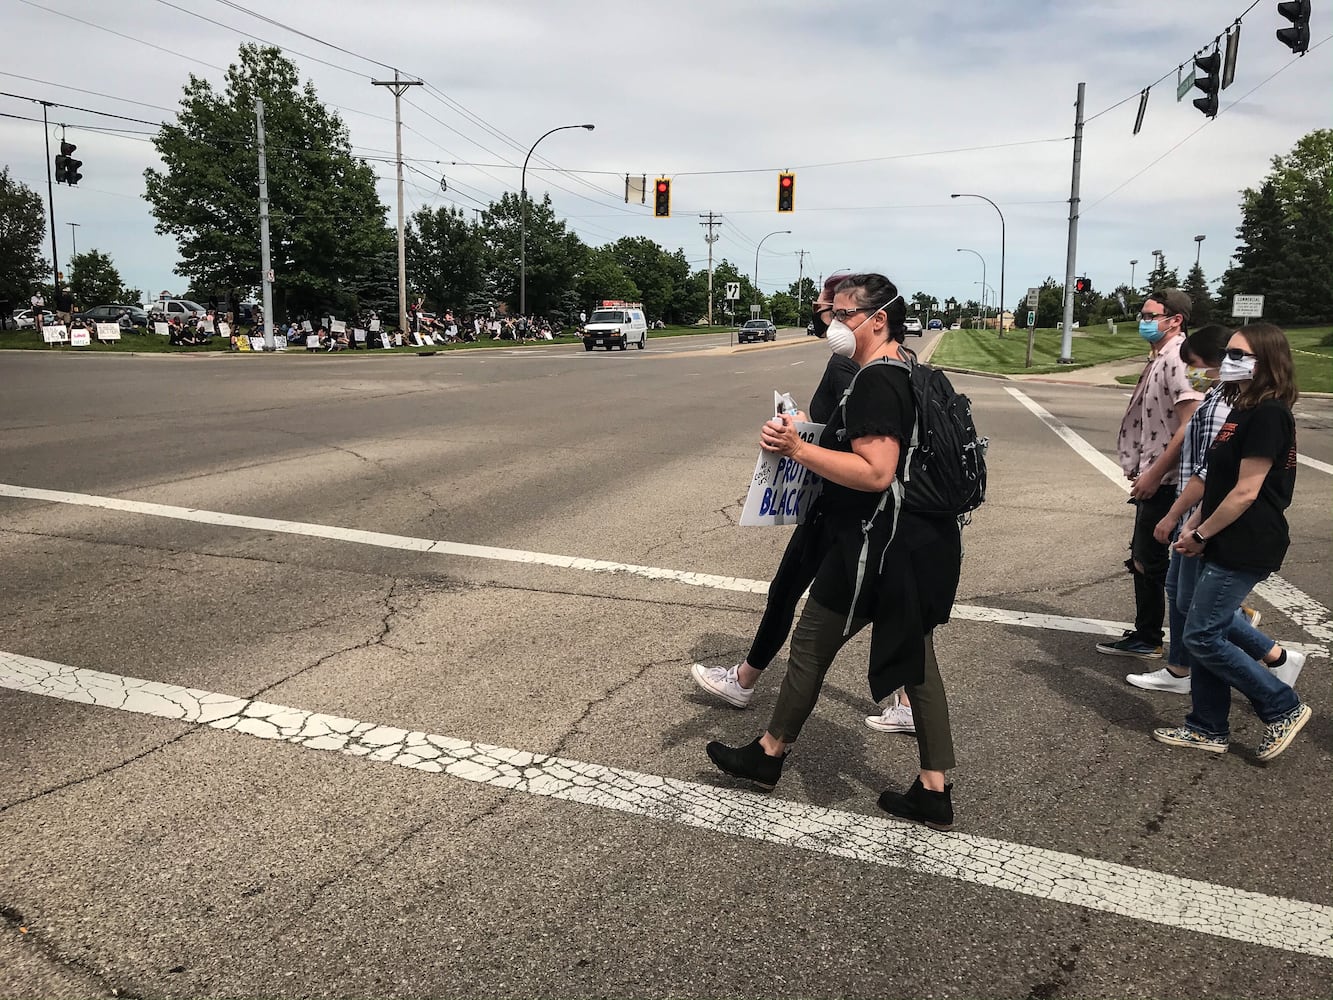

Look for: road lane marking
[0,483,1324,656]
[1005,387,1333,647]
[1298,454,1333,475]
[1,649,1327,959]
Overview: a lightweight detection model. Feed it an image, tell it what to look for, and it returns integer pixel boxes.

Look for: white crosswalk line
[2,648,1329,959]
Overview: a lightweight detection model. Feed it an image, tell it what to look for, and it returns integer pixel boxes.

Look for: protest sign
[740,390,823,527]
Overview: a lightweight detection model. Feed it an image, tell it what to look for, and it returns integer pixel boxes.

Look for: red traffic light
[777,171,795,212]
[780,176,792,188]
[656,181,668,193]
[654,177,671,218]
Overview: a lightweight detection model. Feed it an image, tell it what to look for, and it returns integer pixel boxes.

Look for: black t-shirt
[1201,398,1297,573]
[807,354,859,424]
[814,361,914,520]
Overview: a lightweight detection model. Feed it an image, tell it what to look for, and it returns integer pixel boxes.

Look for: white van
[582,302,647,351]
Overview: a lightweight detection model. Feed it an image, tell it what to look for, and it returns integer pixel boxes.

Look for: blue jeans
[1167,550,1275,671]
[1183,561,1300,738]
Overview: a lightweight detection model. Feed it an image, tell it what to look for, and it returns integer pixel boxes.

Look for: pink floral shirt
[1116,333,1203,483]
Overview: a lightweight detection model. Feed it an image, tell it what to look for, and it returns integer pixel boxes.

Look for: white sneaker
[691,662,754,709]
[865,699,915,734]
[1271,649,1306,688]
[1126,667,1191,694]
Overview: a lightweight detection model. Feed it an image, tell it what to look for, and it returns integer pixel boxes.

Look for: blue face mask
[1138,319,1165,343]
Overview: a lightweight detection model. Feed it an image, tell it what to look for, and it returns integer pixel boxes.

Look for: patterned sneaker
[1096,635,1163,658]
[1271,649,1306,689]
[866,697,916,733]
[1126,667,1191,694]
[1151,726,1229,754]
[1256,703,1312,762]
[691,662,754,709]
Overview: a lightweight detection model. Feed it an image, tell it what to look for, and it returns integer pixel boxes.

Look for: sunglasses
[1224,348,1256,361]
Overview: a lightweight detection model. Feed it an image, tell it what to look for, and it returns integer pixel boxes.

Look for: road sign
[1232,294,1264,318]
[1176,69,1196,101]
[725,282,740,301]
[1026,287,1040,310]
[1027,310,1036,327]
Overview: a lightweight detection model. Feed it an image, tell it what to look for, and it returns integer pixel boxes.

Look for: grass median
[0,323,739,355]
[930,326,1150,375]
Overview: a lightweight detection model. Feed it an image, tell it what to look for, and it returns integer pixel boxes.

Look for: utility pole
[372,70,423,336]
[699,212,721,326]
[67,222,80,263]
[41,102,59,295]
[255,98,275,351]
[796,249,807,328]
[1058,82,1085,364]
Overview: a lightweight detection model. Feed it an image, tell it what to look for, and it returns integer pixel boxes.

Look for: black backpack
[839,347,988,519]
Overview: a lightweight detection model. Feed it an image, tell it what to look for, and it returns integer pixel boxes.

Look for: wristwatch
[1191,529,1207,546]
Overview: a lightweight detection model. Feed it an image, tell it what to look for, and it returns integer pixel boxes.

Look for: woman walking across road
[703,273,963,829]
[690,274,917,734]
[1153,323,1310,760]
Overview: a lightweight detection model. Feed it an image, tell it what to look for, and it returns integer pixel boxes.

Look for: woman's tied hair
[833,273,907,342]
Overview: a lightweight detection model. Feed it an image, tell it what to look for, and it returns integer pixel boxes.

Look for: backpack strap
[834,350,915,636]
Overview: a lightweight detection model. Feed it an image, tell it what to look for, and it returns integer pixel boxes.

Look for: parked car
[928,318,944,330]
[904,316,924,336]
[949,322,962,330]
[148,299,207,323]
[738,318,777,343]
[12,309,56,330]
[74,304,149,327]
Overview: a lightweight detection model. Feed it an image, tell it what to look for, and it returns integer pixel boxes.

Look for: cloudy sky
[2,0,1329,311]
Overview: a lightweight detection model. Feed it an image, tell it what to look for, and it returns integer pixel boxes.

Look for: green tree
[707,259,757,324]
[68,250,133,307]
[0,167,48,310]
[480,191,584,317]
[1182,262,1214,325]
[768,291,797,325]
[407,205,486,313]
[144,44,390,321]
[1144,254,1181,296]
[607,236,685,323]
[576,245,638,314]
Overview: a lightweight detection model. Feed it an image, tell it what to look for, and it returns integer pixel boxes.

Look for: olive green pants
[767,598,957,772]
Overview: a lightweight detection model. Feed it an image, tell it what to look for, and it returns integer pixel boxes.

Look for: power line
[1084,33,1330,212]
[1084,0,1267,124]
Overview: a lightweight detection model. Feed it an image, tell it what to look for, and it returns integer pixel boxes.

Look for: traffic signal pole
[1058,82,1085,364]
[41,102,59,294]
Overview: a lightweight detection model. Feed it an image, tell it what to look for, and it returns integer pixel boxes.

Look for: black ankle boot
[878,777,954,830]
[706,738,786,789]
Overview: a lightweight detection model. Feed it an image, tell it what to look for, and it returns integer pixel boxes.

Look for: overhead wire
[1083,32,1330,212]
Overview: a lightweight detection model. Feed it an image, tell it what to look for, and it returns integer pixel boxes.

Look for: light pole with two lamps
[520,123,594,320]
[951,193,1005,336]
[956,247,986,329]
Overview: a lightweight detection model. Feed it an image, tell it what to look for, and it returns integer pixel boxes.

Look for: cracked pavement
[0,347,1329,999]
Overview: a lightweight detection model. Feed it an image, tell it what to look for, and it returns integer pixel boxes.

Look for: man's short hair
[1144,288,1192,323]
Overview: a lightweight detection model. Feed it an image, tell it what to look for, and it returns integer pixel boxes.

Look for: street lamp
[520,123,594,319]
[1151,249,1163,286]
[66,222,80,263]
[952,193,1006,335]
[956,247,986,329]
[753,229,791,317]
[1129,258,1138,293]
[1193,234,1206,269]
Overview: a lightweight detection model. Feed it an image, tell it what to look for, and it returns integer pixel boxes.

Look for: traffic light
[54,141,82,185]
[64,142,82,186]
[1277,0,1311,54]
[777,171,795,212]
[1074,276,1090,293]
[653,177,670,218]
[1192,50,1220,118]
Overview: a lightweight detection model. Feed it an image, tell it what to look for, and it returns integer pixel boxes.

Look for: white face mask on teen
[826,295,903,358]
[1218,354,1257,382]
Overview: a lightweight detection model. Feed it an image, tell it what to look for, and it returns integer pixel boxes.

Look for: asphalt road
[1,332,1329,999]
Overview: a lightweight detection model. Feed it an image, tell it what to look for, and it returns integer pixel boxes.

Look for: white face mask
[826,294,903,358]
[1218,355,1257,382]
